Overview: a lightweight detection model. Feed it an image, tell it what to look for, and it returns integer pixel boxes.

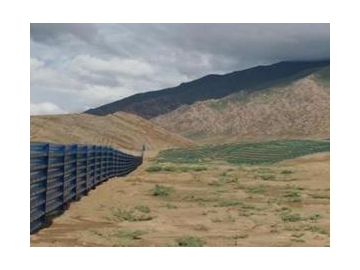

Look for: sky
[30,23,330,115]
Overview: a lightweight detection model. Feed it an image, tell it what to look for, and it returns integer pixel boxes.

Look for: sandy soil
[30,151,329,247]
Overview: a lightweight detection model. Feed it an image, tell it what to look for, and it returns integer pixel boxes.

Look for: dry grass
[30,152,329,247]
[31,112,192,151]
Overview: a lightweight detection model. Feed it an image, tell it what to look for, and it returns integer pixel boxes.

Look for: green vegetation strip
[156,140,329,165]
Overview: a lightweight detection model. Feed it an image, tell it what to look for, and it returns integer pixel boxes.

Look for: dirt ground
[30,151,330,247]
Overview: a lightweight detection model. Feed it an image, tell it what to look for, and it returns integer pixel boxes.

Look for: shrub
[151,184,173,197]
[135,205,150,213]
[259,174,275,181]
[113,230,146,240]
[111,208,152,222]
[174,236,206,247]
[146,165,162,172]
[280,213,302,222]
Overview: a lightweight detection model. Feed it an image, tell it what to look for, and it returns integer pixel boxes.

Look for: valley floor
[30,151,330,247]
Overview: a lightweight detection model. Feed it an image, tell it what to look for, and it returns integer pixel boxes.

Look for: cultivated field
[30,140,330,247]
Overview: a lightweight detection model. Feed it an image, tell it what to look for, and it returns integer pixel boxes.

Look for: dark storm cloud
[30,23,330,114]
[30,23,98,44]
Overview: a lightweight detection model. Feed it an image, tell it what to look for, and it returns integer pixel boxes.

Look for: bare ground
[30,151,329,247]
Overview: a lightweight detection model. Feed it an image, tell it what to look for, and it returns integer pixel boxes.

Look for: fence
[30,142,143,233]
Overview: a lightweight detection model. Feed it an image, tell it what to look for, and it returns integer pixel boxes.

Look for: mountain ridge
[85,60,330,119]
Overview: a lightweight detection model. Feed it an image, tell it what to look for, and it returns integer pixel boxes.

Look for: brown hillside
[31,112,193,152]
[152,71,330,143]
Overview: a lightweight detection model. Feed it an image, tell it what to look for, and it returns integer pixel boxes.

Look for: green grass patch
[173,236,206,247]
[146,164,207,173]
[281,169,294,175]
[309,193,330,199]
[306,226,329,235]
[259,174,276,181]
[113,230,147,240]
[308,214,322,221]
[214,199,243,207]
[209,176,238,186]
[146,165,162,172]
[151,184,173,197]
[280,212,302,222]
[155,140,330,165]
[241,184,267,194]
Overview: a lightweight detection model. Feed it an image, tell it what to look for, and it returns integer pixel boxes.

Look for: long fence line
[30,142,143,233]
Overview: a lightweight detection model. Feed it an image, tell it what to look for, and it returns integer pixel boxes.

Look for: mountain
[152,66,330,143]
[31,112,193,151]
[85,60,330,119]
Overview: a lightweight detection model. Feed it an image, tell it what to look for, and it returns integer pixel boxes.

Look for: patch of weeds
[211,217,222,223]
[291,238,305,243]
[208,180,222,187]
[135,205,150,213]
[283,188,302,202]
[165,203,177,209]
[178,166,189,172]
[259,174,276,181]
[257,167,271,173]
[309,193,330,199]
[275,206,291,212]
[308,214,322,221]
[113,230,146,240]
[163,166,177,172]
[284,197,302,203]
[151,184,173,197]
[173,236,206,247]
[181,193,218,203]
[306,226,329,235]
[280,212,302,222]
[241,204,257,210]
[281,170,294,175]
[146,165,162,172]
[244,184,267,194]
[111,208,153,222]
[238,210,253,217]
[234,233,248,239]
[215,199,243,207]
[193,166,207,172]
[90,229,106,238]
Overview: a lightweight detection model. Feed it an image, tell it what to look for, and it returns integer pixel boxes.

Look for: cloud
[69,55,156,80]
[30,23,330,115]
[30,23,98,44]
[31,102,67,115]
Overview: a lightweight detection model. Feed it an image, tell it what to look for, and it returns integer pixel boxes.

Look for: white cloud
[30,102,67,115]
[69,55,156,78]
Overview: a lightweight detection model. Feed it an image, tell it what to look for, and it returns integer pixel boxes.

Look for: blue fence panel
[30,142,143,233]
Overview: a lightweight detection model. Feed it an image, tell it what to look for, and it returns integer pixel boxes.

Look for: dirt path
[30,152,330,247]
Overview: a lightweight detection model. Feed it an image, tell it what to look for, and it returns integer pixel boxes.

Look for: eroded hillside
[152,68,330,143]
[31,112,193,151]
